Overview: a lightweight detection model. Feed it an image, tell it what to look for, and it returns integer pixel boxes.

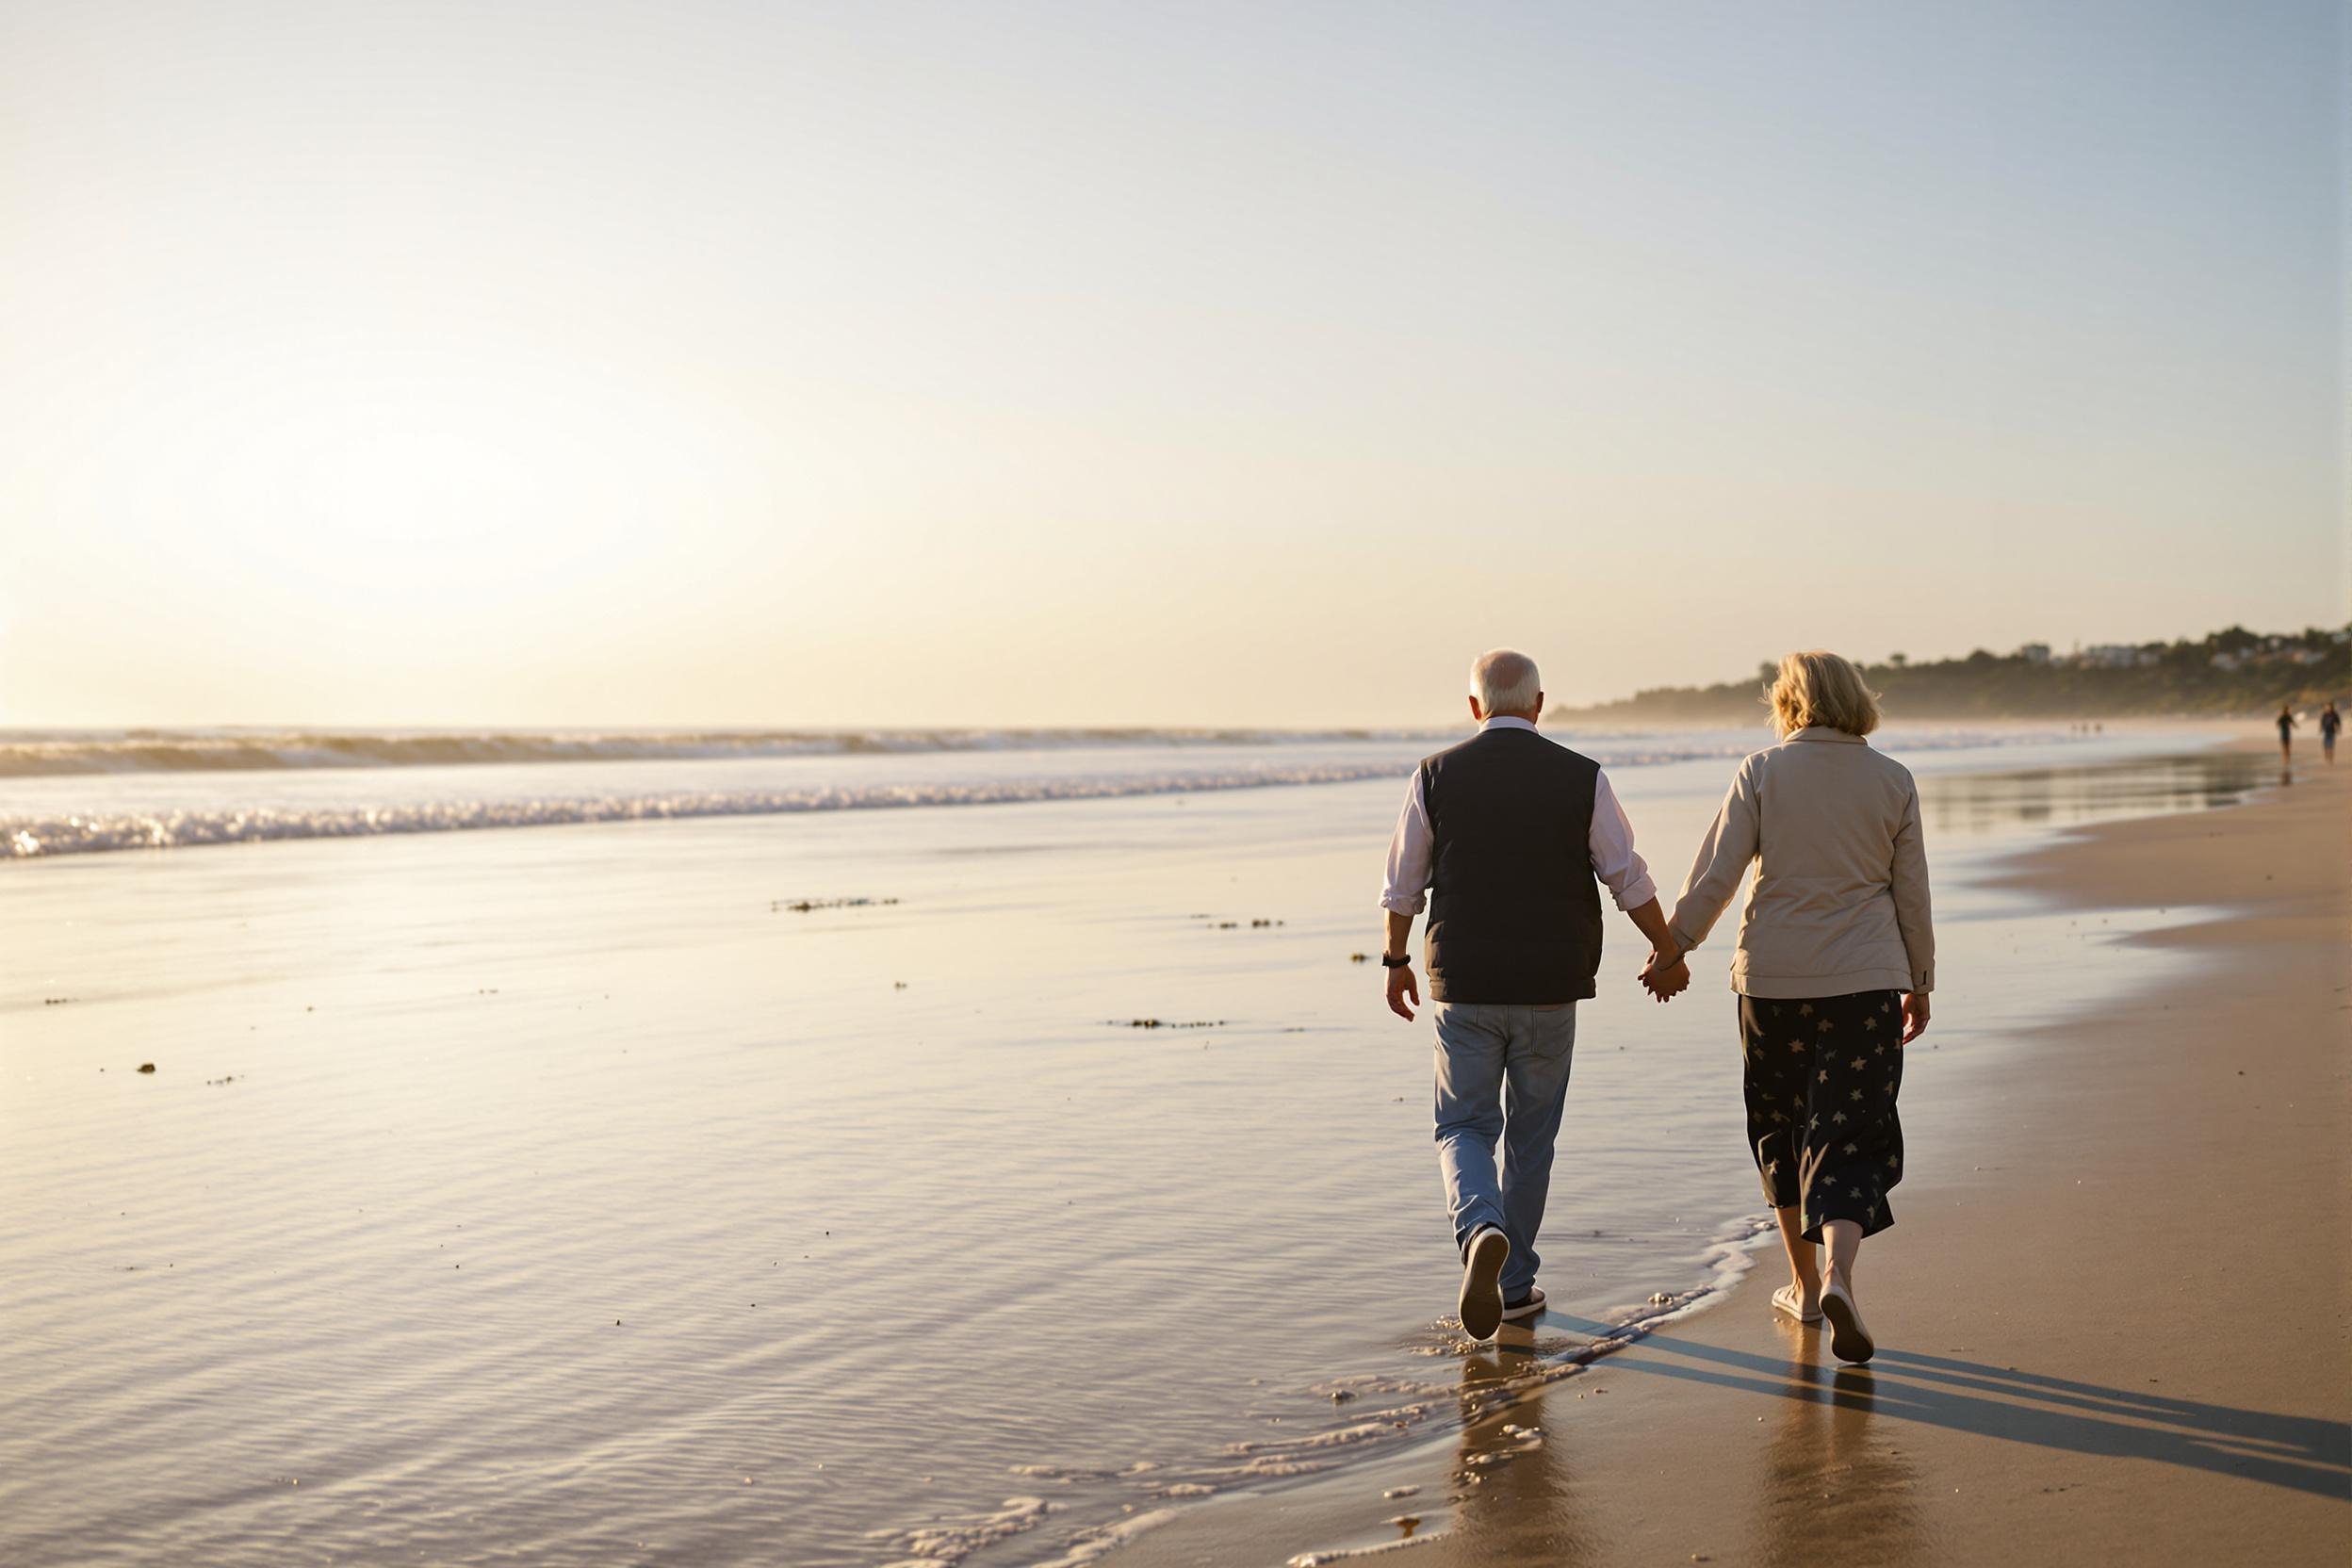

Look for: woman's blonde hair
[1766,650,1882,738]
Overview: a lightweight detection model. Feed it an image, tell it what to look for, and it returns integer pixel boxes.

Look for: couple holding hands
[1379,647,1934,1364]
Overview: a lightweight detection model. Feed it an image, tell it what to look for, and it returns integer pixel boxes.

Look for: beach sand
[1106,748,2350,1567]
[1,730,2328,1566]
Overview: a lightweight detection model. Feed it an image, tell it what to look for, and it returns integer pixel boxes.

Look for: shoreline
[1099,744,2350,1567]
[2,722,2233,861]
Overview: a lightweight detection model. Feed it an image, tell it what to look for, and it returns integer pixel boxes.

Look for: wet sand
[1106,747,2351,1567]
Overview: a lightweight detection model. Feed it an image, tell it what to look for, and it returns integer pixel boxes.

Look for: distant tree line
[1555,626,2352,724]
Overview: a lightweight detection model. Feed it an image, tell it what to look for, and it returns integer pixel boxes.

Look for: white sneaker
[1499,1284,1547,1322]
[1458,1227,1511,1340]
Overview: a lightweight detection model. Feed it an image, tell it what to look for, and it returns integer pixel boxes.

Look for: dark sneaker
[1499,1285,1546,1322]
[1458,1226,1511,1340]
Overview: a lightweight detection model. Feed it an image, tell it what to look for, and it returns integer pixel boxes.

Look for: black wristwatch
[1380,953,1413,969]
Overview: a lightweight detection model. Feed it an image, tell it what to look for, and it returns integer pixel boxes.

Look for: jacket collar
[1786,725,1867,745]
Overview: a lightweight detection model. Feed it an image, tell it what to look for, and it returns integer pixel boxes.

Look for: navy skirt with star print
[1739,990,1904,1243]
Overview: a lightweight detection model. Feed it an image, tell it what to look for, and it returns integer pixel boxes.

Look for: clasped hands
[1639,944,1690,1004]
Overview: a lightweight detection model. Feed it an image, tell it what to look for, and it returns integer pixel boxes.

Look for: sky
[1,0,2343,728]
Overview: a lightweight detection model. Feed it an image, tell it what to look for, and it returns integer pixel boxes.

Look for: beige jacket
[1667,727,1935,998]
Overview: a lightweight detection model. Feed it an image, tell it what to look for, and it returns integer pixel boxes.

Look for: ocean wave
[0,722,2074,779]
[1,761,1416,858]
[0,727,1452,778]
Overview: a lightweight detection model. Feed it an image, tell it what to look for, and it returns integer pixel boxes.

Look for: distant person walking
[1645,651,1935,1365]
[2277,705,2298,761]
[1380,649,1687,1340]
[2319,702,2340,763]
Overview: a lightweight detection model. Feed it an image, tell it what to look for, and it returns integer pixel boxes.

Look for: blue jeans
[1432,1001,1577,1299]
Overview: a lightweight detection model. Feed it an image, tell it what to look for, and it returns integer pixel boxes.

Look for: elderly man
[1380,648,1687,1339]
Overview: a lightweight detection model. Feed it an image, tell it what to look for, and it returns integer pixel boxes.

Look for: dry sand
[1107,746,2349,1567]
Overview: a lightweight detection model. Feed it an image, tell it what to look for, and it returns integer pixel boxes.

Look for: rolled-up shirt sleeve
[1380,771,1432,915]
[1589,770,1658,911]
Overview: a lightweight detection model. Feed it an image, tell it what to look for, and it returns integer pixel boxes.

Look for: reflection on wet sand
[1436,1319,1925,1566]
[1750,1337,1924,1568]
[1439,1348,1601,1567]
[1366,1306,2348,1565]
[1232,1298,2333,1560]
[1919,751,2269,837]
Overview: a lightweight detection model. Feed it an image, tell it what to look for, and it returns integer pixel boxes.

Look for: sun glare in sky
[2,2,2342,727]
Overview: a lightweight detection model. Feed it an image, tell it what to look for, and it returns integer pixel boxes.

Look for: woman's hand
[1901,991,1930,1044]
[1641,950,1690,1003]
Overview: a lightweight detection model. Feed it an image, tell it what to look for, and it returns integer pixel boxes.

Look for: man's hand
[1640,950,1690,1003]
[1901,991,1930,1044]
[1385,961,1420,1021]
[1623,899,1692,1006]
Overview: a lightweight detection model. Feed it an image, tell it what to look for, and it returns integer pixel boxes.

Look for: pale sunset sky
[1,1,2343,728]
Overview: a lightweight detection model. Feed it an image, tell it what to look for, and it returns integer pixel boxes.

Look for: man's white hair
[1469,648,1542,715]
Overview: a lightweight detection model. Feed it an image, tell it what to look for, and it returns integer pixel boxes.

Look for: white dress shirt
[1380,717,1658,917]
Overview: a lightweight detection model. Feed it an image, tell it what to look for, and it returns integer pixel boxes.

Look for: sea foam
[0,726,1450,778]
[1,761,1413,858]
[0,725,2082,858]
[0,722,2056,778]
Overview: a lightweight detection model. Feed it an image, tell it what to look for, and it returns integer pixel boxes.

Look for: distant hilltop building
[2064,644,2160,668]
[2213,645,2332,672]
[2017,643,2051,664]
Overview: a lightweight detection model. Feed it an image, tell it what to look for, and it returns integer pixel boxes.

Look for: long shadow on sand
[1537,1314,2351,1501]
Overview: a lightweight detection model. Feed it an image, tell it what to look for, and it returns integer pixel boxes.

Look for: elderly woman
[1643,651,1934,1364]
